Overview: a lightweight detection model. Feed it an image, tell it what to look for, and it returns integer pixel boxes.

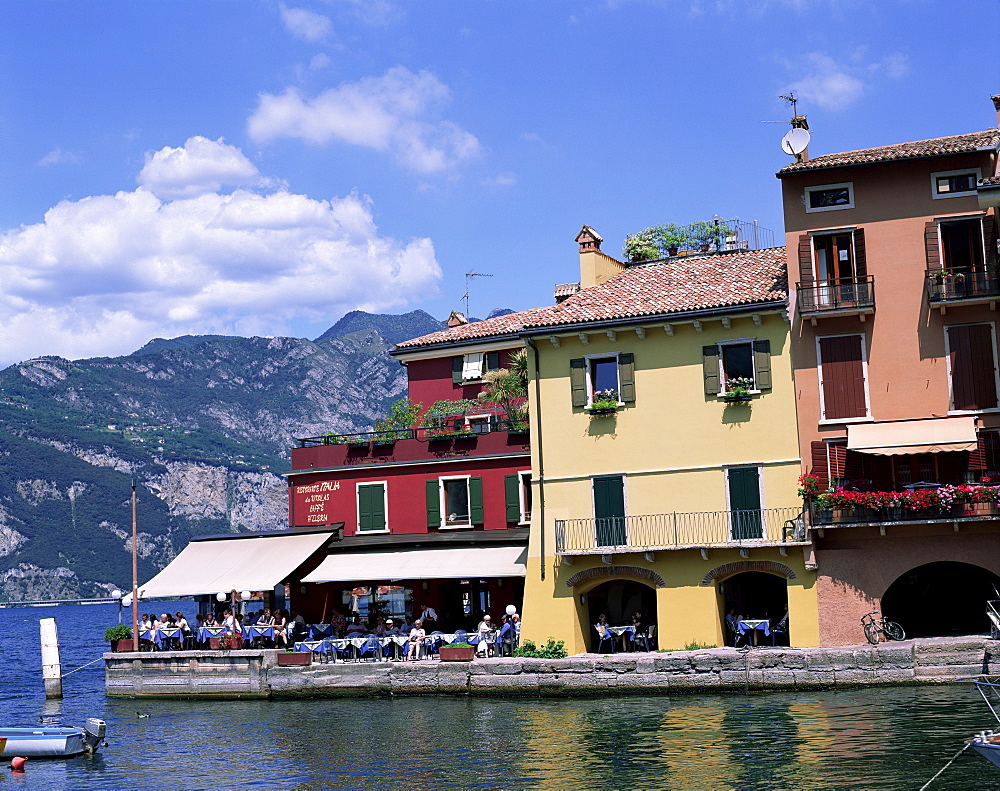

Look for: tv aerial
[461,271,493,319]
[762,92,811,162]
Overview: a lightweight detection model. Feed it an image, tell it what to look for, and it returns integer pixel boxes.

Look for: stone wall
[105,637,999,699]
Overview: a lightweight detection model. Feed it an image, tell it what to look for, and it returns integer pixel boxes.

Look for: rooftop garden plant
[371,398,424,442]
[815,484,998,511]
[477,349,528,428]
[688,220,728,250]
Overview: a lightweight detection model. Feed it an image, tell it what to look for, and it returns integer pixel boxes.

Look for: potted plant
[585,389,620,415]
[322,432,345,445]
[346,437,369,447]
[721,377,754,403]
[688,220,727,252]
[655,223,689,256]
[505,420,529,436]
[212,633,242,650]
[623,229,661,262]
[104,623,134,653]
[440,642,476,661]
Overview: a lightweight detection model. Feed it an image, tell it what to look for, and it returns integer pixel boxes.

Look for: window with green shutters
[703,339,772,395]
[569,353,636,407]
[593,475,627,546]
[428,476,485,528]
[357,482,387,532]
[504,471,532,524]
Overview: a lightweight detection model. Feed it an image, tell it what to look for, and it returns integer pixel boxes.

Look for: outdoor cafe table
[140,627,184,650]
[293,634,473,662]
[242,624,275,645]
[737,619,771,647]
[197,625,229,644]
[307,623,335,639]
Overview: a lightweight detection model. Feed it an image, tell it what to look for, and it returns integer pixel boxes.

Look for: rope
[917,741,971,790]
[60,656,105,678]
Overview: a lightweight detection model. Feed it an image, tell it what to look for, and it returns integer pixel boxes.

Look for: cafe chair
[357,635,381,662]
[593,626,616,654]
[631,627,651,652]
[452,629,468,643]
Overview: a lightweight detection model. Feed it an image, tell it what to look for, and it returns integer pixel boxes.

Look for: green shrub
[513,638,567,659]
[104,624,132,641]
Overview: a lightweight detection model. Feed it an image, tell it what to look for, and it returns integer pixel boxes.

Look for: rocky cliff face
[0,310,444,600]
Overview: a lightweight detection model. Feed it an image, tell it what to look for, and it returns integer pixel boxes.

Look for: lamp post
[111,590,123,624]
[131,480,139,650]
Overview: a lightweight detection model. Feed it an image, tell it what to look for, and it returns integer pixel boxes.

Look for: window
[726,466,763,540]
[945,323,999,412]
[932,168,981,199]
[569,353,635,407]
[702,340,772,395]
[451,352,501,384]
[592,475,626,547]
[804,182,854,213]
[356,482,387,533]
[426,476,484,529]
[817,334,869,421]
[465,415,492,434]
[937,218,986,272]
[505,471,532,524]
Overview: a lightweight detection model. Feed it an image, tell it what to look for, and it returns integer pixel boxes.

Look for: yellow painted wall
[521,310,820,651]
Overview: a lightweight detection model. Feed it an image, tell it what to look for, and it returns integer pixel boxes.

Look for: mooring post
[40,617,63,699]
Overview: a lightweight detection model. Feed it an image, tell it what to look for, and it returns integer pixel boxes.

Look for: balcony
[809,500,1000,529]
[554,507,807,555]
[291,419,529,471]
[797,276,875,323]
[926,268,1000,312]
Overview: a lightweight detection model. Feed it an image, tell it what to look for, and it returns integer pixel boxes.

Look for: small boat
[957,676,1000,768]
[0,718,106,758]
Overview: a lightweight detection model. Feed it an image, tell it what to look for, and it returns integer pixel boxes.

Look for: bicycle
[861,610,905,644]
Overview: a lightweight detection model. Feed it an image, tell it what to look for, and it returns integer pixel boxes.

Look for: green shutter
[504,474,521,523]
[426,480,441,528]
[358,483,386,532]
[452,356,464,385]
[753,340,772,391]
[570,358,587,407]
[703,345,721,395]
[593,476,626,547]
[618,353,635,402]
[469,477,484,525]
[485,352,500,372]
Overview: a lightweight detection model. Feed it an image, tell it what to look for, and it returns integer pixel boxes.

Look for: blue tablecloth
[308,624,335,639]
[140,627,184,649]
[197,626,230,643]
[737,620,771,646]
[242,624,275,640]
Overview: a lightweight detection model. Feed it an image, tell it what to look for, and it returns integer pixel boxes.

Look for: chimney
[575,225,626,289]
[791,114,809,163]
[446,310,468,328]
[992,95,1000,128]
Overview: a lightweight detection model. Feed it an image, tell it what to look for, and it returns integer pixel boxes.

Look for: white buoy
[39,618,62,699]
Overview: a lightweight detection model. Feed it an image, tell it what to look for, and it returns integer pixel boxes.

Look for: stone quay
[104,636,999,699]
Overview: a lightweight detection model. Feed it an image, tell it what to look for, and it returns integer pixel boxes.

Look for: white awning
[124,531,335,604]
[847,417,978,456]
[302,545,527,584]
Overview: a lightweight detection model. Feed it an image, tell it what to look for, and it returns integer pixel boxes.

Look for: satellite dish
[781,127,811,156]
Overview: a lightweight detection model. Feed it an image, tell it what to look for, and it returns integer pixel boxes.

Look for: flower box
[585,406,617,415]
[439,645,476,662]
[111,638,135,653]
[721,394,752,404]
[277,651,312,666]
[210,636,243,650]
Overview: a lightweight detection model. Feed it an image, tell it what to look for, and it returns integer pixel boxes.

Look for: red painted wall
[405,347,518,411]
[289,449,530,536]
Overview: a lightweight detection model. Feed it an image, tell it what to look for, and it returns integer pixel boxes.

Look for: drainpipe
[524,336,545,581]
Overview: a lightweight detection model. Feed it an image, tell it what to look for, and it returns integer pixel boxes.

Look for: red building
[286,312,539,630]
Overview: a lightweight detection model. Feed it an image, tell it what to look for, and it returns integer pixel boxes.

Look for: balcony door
[728,466,763,540]
[593,475,627,547]
[813,232,858,307]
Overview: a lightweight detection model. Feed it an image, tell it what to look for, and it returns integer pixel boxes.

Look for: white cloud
[247,66,481,173]
[37,147,81,166]
[481,172,517,188]
[137,136,261,200]
[279,4,333,42]
[786,51,908,112]
[309,53,332,71]
[0,139,441,366]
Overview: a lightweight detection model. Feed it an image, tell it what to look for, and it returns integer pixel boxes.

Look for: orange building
[779,96,1000,646]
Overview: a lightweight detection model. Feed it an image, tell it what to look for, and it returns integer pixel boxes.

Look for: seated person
[288,609,306,640]
[272,608,289,647]
[382,618,400,636]
[405,619,425,660]
[476,614,494,655]
[345,617,367,637]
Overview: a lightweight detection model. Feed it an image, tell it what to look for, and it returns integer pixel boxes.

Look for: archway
[586,578,657,651]
[881,561,1000,638]
[718,571,788,645]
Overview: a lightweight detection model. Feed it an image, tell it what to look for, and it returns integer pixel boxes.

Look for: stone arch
[701,560,796,586]
[565,565,667,589]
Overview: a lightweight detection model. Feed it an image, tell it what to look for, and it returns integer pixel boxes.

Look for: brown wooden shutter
[618,353,635,402]
[829,441,847,479]
[852,227,867,279]
[948,324,998,410]
[452,356,464,385]
[798,234,814,287]
[819,335,867,420]
[752,340,771,390]
[968,432,988,471]
[570,358,587,407]
[925,222,941,270]
[703,346,721,395]
[810,440,829,489]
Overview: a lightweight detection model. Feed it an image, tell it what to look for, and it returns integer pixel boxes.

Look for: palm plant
[478,349,528,428]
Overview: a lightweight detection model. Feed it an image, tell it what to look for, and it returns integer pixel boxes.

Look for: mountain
[0,311,439,601]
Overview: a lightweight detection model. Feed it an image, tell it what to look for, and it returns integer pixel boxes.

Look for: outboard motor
[82,718,106,754]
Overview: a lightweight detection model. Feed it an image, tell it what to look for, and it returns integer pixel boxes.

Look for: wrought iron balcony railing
[926,268,1000,304]
[797,275,875,316]
[554,507,806,554]
[809,500,1000,528]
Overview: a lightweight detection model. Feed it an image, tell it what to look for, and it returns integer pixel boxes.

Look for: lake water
[2,601,999,790]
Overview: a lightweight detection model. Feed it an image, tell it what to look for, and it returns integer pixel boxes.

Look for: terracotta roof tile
[396,247,787,349]
[779,129,999,174]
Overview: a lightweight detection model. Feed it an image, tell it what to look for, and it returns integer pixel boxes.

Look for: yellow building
[519,227,818,653]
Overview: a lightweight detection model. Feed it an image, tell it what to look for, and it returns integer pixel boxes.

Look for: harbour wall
[105,636,999,699]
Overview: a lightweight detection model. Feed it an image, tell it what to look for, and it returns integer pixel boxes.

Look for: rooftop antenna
[775,92,810,163]
[462,272,493,319]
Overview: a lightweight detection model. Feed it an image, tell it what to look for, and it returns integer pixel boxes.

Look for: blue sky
[0,0,996,366]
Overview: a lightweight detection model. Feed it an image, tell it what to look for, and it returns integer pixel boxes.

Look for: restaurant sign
[294,480,341,524]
